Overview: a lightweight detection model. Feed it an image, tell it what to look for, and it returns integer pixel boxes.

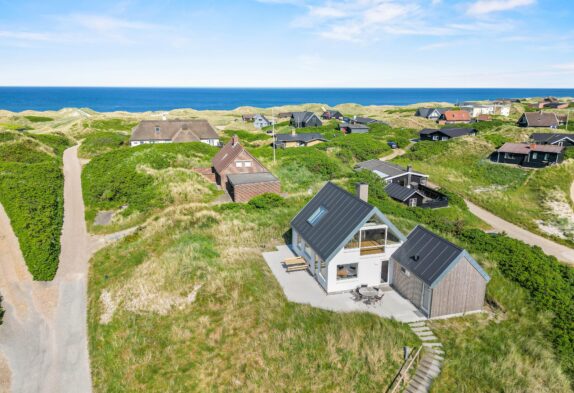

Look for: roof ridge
[325,181,374,209]
[412,225,464,252]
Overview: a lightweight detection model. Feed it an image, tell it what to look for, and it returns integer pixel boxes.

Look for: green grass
[395,132,574,247]
[0,134,72,280]
[88,199,420,392]
[79,131,129,158]
[24,115,54,123]
[84,118,137,132]
[82,143,220,232]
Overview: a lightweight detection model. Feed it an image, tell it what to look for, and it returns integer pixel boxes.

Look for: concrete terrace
[263,245,426,323]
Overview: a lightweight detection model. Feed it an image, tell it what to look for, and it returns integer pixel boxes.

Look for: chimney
[530,143,536,149]
[231,134,239,146]
[406,165,413,188]
[356,183,368,202]
[291,128,297,136]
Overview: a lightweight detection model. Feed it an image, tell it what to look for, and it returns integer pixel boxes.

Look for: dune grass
[88,201,420,392]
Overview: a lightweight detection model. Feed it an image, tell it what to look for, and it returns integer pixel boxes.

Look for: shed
[390,226,490,318]
[226,172,281,202]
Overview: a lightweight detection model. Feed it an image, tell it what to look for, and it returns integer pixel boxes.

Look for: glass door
[421,284,431,314]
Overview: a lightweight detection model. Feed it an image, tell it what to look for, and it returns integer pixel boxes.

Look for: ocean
[1,87,573,112]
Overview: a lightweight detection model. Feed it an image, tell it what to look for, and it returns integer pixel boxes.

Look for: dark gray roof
[291,111,319,124]
[415,108,442,118]
[275,133,326,143]
[530,133,574,145]
[352,117,385,125]
[291,182,406,262]
[291,183,374,262]
[520,112,559,127]
[356,160,428,180]
[384,183,422,202]
[227,172,279,186]
[340,123,369,130]
[420,128,477,138]
[391,226,490,288]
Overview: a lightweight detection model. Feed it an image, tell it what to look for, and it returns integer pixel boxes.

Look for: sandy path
[465,200,574,266]
[380,148,405,161]
[0,146,135,393]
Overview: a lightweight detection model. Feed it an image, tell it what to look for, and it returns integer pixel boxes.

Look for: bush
[328,134,391,162]
[24,115,54,123]
[248,193,284,209]
[484,133,511,148]
[28,133,73,157]
[404,140,451,161]
[79,131,129,158]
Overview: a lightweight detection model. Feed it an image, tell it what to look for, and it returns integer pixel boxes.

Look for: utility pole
[272,107,276,164]
[567,110,570,131]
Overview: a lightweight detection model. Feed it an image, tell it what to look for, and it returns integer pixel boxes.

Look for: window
[432,135,439,141]
[409,198,417,207]
[337,263,358,280]
[441,137,448,141]
[307,206,328,226]
[304,242,313,258]
[504,153,514,159]
[319,258,328,279]
[544,153,549,161]
[235,160,252,168]
[400,266,411,277]
[532,152,538,159]
[155,126,160,133]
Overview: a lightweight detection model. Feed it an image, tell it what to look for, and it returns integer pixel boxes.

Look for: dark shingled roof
[291,111,320,124]
[291,182,406,262]
[227,172,279,186]
[356,160,428,180]
[391,226,490,288]
[420,128,477,138]
[520,112,559,127]
[530,133,574,145]
[384,183,423,202]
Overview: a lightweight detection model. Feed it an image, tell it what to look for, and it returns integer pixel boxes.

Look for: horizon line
[1,86,574,89]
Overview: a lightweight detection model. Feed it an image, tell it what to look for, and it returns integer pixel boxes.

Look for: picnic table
[283,256,308,272]
[358,287,379,299]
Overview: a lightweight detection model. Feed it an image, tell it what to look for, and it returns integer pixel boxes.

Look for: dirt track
[0,146,134,393]
[465,200,574,266]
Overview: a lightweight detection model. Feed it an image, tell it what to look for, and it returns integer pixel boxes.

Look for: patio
[263,245,426,323]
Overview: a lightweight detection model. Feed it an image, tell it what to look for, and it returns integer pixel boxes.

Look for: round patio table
[358,287,378,298]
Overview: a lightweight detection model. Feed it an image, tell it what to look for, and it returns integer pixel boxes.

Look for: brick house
[212,135,280,202]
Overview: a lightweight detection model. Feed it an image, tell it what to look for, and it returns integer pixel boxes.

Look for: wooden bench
[283,256,307,272]
[283,256,305,267]
[286,263,308,272]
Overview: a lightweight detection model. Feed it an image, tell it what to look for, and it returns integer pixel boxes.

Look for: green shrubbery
[248,193,284,209]
[79,131,129,158]
[28,133,73,157]
[483,133,511,148]
[222,130,270,144]
[327,134,390,162]
[24,115,54,123]
[404,140,452,160]
[0,138,69,280]
[84,118,136,132]
[82,143,218,215]
[349,170,574,383]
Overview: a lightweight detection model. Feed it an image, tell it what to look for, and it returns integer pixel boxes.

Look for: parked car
[387,141,398,149]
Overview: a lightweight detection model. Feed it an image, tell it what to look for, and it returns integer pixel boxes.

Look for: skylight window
[307,206,328,226]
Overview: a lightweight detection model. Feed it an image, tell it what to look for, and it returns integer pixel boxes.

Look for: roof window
[307,206,328,226]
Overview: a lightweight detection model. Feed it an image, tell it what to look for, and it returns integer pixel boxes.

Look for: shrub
[24,115,54,123]
[404,140,451,161]
[28,133,73,157]
[328,134,390,162]
[248,193,284,209]
[484,133,511,148]
[79,131,129,158]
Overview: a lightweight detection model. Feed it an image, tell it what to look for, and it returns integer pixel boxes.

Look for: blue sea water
[0,87,573,112]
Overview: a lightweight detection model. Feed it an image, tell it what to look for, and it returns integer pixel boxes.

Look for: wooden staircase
[405,321,444,393]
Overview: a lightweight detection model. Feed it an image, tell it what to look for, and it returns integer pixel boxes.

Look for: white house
[253,114,272,129]
[129,119,220,147]
[290,182,406,293]
[460,103,510,118]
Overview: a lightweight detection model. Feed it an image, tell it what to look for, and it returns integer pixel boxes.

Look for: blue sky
[0,0,573,87]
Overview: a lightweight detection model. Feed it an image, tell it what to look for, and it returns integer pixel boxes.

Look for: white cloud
[0,30,54,41]
[467,0,535,16]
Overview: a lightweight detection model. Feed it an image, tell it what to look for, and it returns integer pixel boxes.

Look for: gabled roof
[416,108,443,118]
[253,114,270,123]
[384,183,424,202]
[352,116,385,125]
[442,111,471,122]
[420,128,477,138]
[496,142,564,155]
[291,111,319,124]
[275,133,326,143]
[520,112,559,127]
[340,123,369,130]
[212,136,264,174]
[391,226,490,288]
[355,160,428,180]
[530,133,574,145]
[323,110,342,117]
[291,182,406,262]
[131,120,218,142]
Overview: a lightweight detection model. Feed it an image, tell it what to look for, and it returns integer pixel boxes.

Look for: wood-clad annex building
[390,226,490,318]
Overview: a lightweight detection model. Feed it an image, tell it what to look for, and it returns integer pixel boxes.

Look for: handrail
[386,346,423,393]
